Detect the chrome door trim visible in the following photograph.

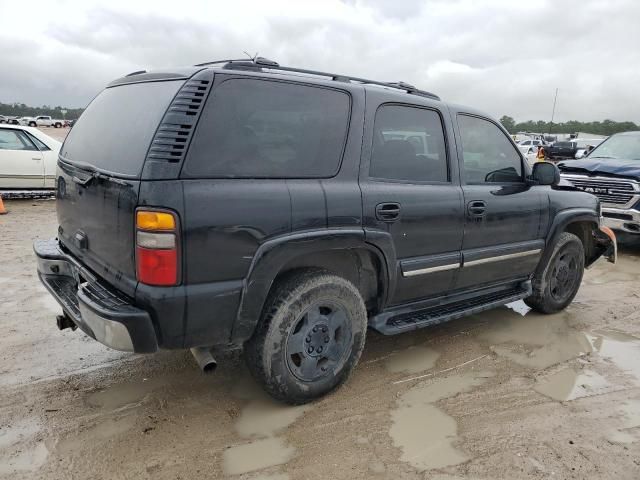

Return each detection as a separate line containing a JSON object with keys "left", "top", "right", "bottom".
{"left": 402, "top": 262, "right": 460, "bottom": 277}
{"left": 464, "top": 249, "right": 541, "bottom": 267}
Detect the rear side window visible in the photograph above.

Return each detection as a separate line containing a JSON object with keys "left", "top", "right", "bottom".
{"left": 61, "top": 80, "right": 184, "bottom": 177}
{"left": 182, "top": 79, "right": 351, "bottom": 178}
{"left": 369, "top": 105, "right": 448, "bottom": 182}
{"left": 458, "top": 114, "right": 522, "bottom": 184}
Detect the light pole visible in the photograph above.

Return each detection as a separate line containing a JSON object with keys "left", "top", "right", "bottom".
{"left": 549, "top": 88, "right": 558, "bottom": 135}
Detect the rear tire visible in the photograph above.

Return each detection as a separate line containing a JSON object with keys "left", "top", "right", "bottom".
{"left": 245, "top": 269, "right": 367, "bottom": 404}
{"left": 525, "top": 232, "right": 584, "bottom": 314}
{"left": 28, "top": 121, "right": 36, "bottom": 127}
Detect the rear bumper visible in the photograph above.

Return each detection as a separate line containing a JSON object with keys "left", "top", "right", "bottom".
{"left": 34, "top": 239, "right": 158, "bottom": 353}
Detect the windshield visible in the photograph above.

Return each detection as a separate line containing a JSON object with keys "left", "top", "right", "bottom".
{"left": 588, "top": 133, "right": 640, "bottom": 160}
{"left": 61, "top": 80, "right": 184, "bottom": 177}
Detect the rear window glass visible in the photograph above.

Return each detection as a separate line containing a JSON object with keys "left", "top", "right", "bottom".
{"left": 61, "top": 80, "right": 183, "bottom": 177}
{"left": 182, "top": 79, "right": 351, "bottom": 178}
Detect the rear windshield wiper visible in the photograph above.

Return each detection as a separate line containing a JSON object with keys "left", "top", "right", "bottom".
{"left": 72, "top": 171, "right": 130, "bottom": 187}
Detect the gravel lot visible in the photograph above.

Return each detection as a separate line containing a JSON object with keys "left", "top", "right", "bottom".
{"left": 1, "top": 200, "right": 639, "bottom": 479}
{"left": 36, "top": 126, "right": 70, "bottom": 142}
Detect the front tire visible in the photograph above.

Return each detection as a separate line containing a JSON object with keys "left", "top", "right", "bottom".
{"left": 245, "top": 269, "right": 367, "bottom": 404}
{"left": 28, "top": 121, "right": 36, "bottom": 127}
{"left": 525, "top": 232, "right": 585, "bottom": 314}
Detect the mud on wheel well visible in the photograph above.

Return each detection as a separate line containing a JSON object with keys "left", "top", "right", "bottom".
{"left": 564, "top": 221, "right": 598, "bottom": 262}
{"left": 273, "top": 249, "right": 384, "bottom": 315}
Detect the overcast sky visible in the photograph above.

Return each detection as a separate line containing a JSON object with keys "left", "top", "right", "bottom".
{"left": 1, "top": 0, "right": 638, "bottom": 122}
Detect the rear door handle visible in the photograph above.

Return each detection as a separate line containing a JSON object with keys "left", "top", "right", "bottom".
{"left": 467, "top": 200, "right": 487, "bottom": 217}
{"left": 376, "top": 202, "right": 401, "bottom": 222}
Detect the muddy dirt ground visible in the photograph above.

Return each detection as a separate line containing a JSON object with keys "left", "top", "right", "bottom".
{"left": 1, "top": 200, "right": 639, "bottom": 479}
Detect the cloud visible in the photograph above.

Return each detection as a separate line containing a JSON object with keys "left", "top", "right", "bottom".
{"left": 0, "top": 0, "right": 638, "bottom": 122}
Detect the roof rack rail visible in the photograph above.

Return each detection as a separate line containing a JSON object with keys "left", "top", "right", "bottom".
{"left": 193, "top": 57, "right": 440, "bottom": 100}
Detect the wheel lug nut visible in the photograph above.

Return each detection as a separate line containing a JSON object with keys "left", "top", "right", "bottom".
{"left": 317, "top": 346, "right": 323, "bottom": 353}
{"left": 313, "top": 326, "right": 318, "bottom": 333}
{"left": 322, "top": 326, "right": 328, "bottom": 333}
{"left": 324, "top": 336, "right": 330, "bottom": 343}
{"left": 308, "top": 347, "right": 314, "bottom": 354}
{"left": 305, "top": 337, "right": 311, "bottom": 343}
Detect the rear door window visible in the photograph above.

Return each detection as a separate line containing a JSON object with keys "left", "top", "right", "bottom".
{"left": 369, "top": 105, "right": 448, "bottom": 182}
{"left": 0, "top": 129, "right": 36, "bottom": 151}
{"left": 182, "top": 79, "right": 351, "bottom": 178}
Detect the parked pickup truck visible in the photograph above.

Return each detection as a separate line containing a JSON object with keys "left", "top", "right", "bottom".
{"left": 546, "top": 141, "right": 578, "bottom": 160}
{"left": 34, "top": 58, "right": 616, "bottom": 404}
{"left": 20, "top": 116, "right": 65, "bottom": 128}
{"left": 559, "top": 131, "right": 640, "bottom": 236}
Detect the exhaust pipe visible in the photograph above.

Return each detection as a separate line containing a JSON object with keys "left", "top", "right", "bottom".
{"left": 190, "top": 347, "right": 217, "bottom": 374}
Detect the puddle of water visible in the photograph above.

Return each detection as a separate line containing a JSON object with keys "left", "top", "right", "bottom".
{"left": 389, "top": 371, "right": 490, "bottom": 471}
{"left": 0, "top": 442, "right": 48, "bottom": 474}
{"left": 0, "top": 418, "right": 40, "bottom": 449}
{"left": 505, "top": 299, "right": 531, "bottom": 316}
{"left": 385, "top": 346, "right": 440, "bottom": 374}
{"left": 87, "top": 378, "right": 165, "bottom": 410}
{"left": 227, "top": 373, "right": 308, "bottom": 474}
{"left": 55, "top": 417, "right": 133, "bottom": 454}
{"left": 223, "top": 437, "right": 295, "bottom": 475}
{"left": 250, "top": 474, "right": 289, "bottom": 480}
{"left": 534, "top": 368, "right": 613, "bottom": 401}
{"left": 0, "top": 418, "right": 48, "bottom": 474}
{"left": 235, "top": 395, "right": 308, "bottom": 439}
{"left": 589, "top": 330, "right": 640, "bottom": 384}
{"left": 478, "top": 311, "right": 593, "bottom": 369}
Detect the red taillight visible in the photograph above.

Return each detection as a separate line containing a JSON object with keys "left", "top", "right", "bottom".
{"left": 135, "top": 210, "right": 179, "bottom": 286}
{"left": 136, "top": 247, "right": 177, "bottom": 286}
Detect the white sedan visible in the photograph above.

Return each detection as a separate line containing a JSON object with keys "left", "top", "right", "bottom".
{"left": 0, "top": 124, "right": 61, "bottom": 189}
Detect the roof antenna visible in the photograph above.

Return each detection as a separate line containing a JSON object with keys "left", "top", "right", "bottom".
{"left": 243, "top": 51, "right": 259, "bottom": 62}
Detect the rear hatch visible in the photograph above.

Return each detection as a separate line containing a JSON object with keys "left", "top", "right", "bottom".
{"left": 56, "top": 78, "right": 186, "bottom": 296}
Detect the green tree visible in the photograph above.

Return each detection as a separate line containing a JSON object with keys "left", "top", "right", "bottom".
{"left": 499, "top": 115, "right": 516, "bottom": 133}
{"left": 503, "top": 116, "right": 639, "bottom": 137}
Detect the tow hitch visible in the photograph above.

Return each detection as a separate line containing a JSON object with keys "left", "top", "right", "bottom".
{"left": 56, "top": 314, "right": 77, "bottom": 331}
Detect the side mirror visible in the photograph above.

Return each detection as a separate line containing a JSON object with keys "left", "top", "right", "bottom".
{"left": 531, "top": 161, "right": 560, "bottom": 186}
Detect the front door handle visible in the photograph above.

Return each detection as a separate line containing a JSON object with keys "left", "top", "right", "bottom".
{"left": 467, "top": 200, "right": 487, "bottom": 217}
{"left": 376, "top": 202, "right": 401, "bottom": 222}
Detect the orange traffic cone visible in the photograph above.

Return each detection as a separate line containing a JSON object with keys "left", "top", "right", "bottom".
{"left": 0, "top": 195, "right": 7, "bottom": 215}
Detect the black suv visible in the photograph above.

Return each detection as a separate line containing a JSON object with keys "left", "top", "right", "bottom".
{"left": 35, "top": 58, "right": 616, "bottom": 404}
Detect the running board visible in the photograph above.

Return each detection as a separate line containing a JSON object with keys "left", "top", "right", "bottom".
{"left": 370, "top": 280, "right": 532, "bottom": 335}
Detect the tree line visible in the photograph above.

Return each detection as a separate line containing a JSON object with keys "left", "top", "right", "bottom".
{"left": 499, "top": 115, "right": 638, "bottom": 137}
{"left": 0, "top": 102, "right": 84, "bottom": 120}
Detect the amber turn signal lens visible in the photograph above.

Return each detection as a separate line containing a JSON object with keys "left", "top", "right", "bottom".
{"left": 136, "top": 211, "right": 176, "bottom": 231}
